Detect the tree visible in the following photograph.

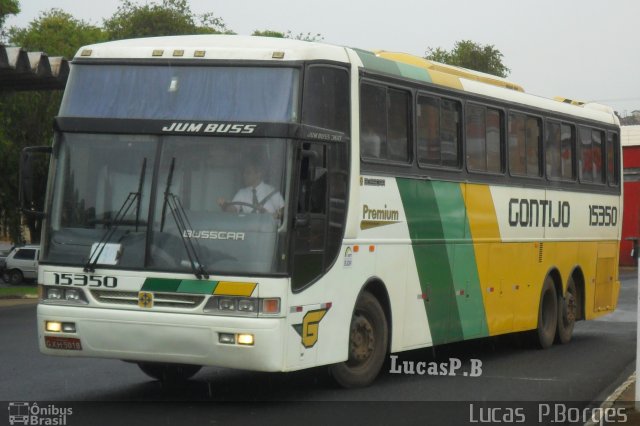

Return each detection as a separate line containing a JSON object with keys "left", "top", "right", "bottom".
{"left": 252, "top": 29, "right": 323, "bottom": 42}
{"left": 252, "top": 30, "right": 286, "bottom": 38}
{"left": 8, "top": 9, "right": 106, "bottom": 58}
{"left": 104, "top": 0, "right": 232, "bottom": 40}
{"left": 0, "top": 10, "right": 105, "bottom": 243}
{"left": 425, "top": 40, "right": 510, "bottom": 78}
{"left": 0, "top": 0, "right": 19, "bottom": 41}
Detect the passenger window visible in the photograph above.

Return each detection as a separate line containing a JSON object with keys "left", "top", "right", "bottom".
{"left": 466, "top": 104, "right": 502, "bottom": 173}
{"left": 509, "top": 113, "right": 540, "bottom": 177}
{"left": 387, "top": 89, "right": 411, "bottom": 162}
{"left": 560, "top": 123, "right": 575, "bottom": 180}
{"left": 360, "top": 82, "right": 411, "bottom": 163}
{"left": 417, "top": 95, "right": 461, "bottom": 168}
{"left": 545, "top": 121, "right": 561, "bottom": 179}
{"left": 579, "top": 126, "right": 605, "bottom": 183}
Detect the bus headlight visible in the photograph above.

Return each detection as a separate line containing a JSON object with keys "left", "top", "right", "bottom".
{"left": 204, "top": 296, "right": 280, "bottom": 317}
{"left": 42, "top": 286, "right": 88, "bottom": 305}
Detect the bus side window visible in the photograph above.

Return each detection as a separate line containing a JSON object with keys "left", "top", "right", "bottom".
{"left": 509, "top": 113, "right": 540, "bottom": 177}
{"left": 560, "top": 123, "right": 575, "bottom": 181}
{"left": 360, "top": 83, "right": 386, "bottom": 160}
{"left": 545, "top": 121, "right": 562, "bottom": 179}
{"left": 417, "top": 95, "right": 461, "bottom": 168}
{"left": 417, "top": 95, "right": 441, "bottom": 165}
{"left": 579, "top": 126, "right": 605, "bottom": 183}
{"left": 509, "top": 113, "right": 526, "bottom": 175}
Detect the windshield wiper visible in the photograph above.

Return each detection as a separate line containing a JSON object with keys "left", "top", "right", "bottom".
{"left": 84, "top": 158, "right": 147, "bottom": 272}
{"left": 161, "top": 157, "right": 209, "bottom": 280}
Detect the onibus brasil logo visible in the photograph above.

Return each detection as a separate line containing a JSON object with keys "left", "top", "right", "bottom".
{"left": 8, "top": 402, "right": 73, "bottom": 425}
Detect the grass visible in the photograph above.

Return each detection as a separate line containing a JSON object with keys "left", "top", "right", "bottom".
{"left": 0, "top": 286, "right": 38, "bottom": 298}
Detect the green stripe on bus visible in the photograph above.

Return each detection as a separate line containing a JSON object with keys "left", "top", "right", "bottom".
{"left": 177, "top": 279, "right": 217, "bottom": 295}
{"left": 395, "top": 62, "right": 432, "bottom": 83}
{"left": 397, "top": 179, "right": 464, "bottom": 345}
{"left": 431, "top": 182, "right": 489, "bottom": 340}
{"left": 142, "top": 278, "right": 218, "bottom": 294}
{"left": 142, "top": 278, "right": 182, "bottom": 292}
{"left": 353, "top": 48, "right": 403, "bottom": 77}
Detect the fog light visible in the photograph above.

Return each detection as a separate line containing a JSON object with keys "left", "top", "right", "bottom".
{"left": 218, "top": 333, "right": 235, "bottom": 344}
{"left": 237, "top": 334, "right": 254, "bottom": 346}
{"left": 62, "top": 322, "right": 76, "bottom": 333}
{"left": 47, "top": 288, "right": 62, "bottom": 300}
{"left": 46, "top": 321, "right": 62, "bottom": 332}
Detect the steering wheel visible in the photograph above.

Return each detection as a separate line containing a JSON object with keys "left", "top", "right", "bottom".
{"left": 225, "top": 190, "right": 279, "bottom": 214}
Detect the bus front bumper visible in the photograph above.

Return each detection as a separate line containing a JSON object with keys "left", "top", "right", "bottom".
{"left": 37, "top": 303, "right": 286, "bottom": 372}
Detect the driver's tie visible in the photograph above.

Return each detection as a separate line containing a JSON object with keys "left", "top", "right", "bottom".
{"left": 252, "top": 187, "right": 259, "bottom": 213}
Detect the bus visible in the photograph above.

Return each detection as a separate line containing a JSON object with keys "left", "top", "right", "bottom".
{"left": 30, "top": 35, "right": 621, "bottom": 388}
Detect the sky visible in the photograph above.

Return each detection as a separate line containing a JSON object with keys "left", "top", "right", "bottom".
{"left": 5, "top": 0, "right": 640, "bottom": 116}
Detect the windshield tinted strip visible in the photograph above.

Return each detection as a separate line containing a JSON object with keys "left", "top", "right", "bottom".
{"left": 55, "top": 118, "right": 349, "bottom": 142}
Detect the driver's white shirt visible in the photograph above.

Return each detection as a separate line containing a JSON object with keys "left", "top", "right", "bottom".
{"left": 231, "top": 181, "right": 285, "bottom": 213}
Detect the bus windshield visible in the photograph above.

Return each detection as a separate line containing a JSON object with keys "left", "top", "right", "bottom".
{"left": 44, "top": 133, "right": 291, "bottom": 276}
{"left": 59, "top": 65, "right": 299, "bottom": 122}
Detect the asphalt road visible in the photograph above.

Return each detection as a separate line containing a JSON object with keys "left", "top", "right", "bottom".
{"left": 0, "top": 270, "right": 637, "bottom": 425}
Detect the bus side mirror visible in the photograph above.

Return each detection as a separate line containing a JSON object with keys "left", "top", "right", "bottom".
{"left": 20, "top": 146, "right": 52, "bottom": 218}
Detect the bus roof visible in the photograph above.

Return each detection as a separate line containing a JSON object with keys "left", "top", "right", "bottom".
{"left": 74, "top": 34, "right": 351, "bottom": 63}
{"left": 75, "top": 35, "right": 618, "bottom": 127}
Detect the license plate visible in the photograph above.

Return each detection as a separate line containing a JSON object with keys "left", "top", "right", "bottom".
{"left": 45, "top": 336, "right": 83, "bottom": 351}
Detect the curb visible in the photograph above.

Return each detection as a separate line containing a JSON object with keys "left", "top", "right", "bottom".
{"left": 585, "top": 373, "right": 638, "bottom": 426}
{"left": 0, "top": 297, "right": 38, "bottom": 308}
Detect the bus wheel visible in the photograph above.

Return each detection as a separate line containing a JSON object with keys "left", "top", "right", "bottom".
{"left": 329, "top": 291, "right": 388, "bottom": 388}
{"left": 137, "top": 362, "right": 201, "bottom": 383}
{"left": 531, "top": 276, "right": 558, "bottom": 349}
{"left": 556, "top": 277, "right": 577, "bottom": 344}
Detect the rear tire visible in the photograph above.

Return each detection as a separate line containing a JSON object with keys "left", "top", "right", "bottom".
{"left": 137, "top": 362, "right": 201, "bottom": 383}
{"left": 531, "top": 276, "right": 558, "bottom": 349}
{"left": 556, "top": 276, "right": 577, "bottom": 344}
{"left": 329, "top": 291, "right": 388, "bottom": 388}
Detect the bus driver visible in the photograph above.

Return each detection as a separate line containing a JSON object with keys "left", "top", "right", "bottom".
{"left": 217, "top": 158, "right": 285, "bottom": 216}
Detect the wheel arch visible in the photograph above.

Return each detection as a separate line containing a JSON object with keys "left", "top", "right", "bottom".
{"left": 568, "top": 266, "right": 586, "bottom": 321}
{"left": 358, "top": 277, "right": 392, "bottom": 352}
{"left": 545, "top": 267, "right": 563, "bottom": 300}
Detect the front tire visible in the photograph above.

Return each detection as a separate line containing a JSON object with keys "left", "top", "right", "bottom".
{"left": 531, "top": 276, "right": 558, "bottom": 349}
{"left": 9, "top": 269, "right": 23, "bottom": 286}
{"left": 137, "top": 362, "right": 201, "bottom": 383}
{"left": 556, "top": 276, "right": 578, "bottom": 344}
{"left": 329, "top": 291, "right": 388, "bottom": 388}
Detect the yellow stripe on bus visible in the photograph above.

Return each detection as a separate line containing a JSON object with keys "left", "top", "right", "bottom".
{"left": 214, "top": 281, "right": 257, "bottom": 297}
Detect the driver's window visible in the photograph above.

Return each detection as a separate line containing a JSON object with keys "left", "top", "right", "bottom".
{"left": 292, "top": 143, "right": 328, "bottom": 289}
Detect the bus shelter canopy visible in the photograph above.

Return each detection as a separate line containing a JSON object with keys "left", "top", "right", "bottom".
{"left": 0, "top": 44, "right": 69, "bottom": 92}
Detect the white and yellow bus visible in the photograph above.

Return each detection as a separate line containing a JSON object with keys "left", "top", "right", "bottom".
{"left": 33, "top": 35, "right": 621, "bottom": 387}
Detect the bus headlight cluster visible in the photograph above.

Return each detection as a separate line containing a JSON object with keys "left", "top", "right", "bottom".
{"left": 41, "top": 286, "right": 88, "bottom": 305}
{"left": 204, "top": 296, "right": 280, "bottom": 317}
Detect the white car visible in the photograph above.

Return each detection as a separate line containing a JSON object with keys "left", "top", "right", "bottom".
{"left": 3, "top": 245, "right": 40, "bottom": 285}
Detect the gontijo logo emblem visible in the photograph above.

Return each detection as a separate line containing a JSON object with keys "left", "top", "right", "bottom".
{"left": 292, "top": 303, "right": 332, "bottom": 348}
{"left": 138, "top": 292, "right": 153, "bottom": 308}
